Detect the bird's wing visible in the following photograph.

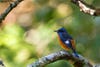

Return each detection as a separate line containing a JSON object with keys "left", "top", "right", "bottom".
{"left": 70, "top": 40, "right": 76, "bottom": 49}
{"left": 64, "top": 40, "right": 73, "bottom": 48}
{"left": 64, "top": 39, "right": 76, "bottom": 50}
{"left": 62, "top": 33, "right": 73, "bottom": 40}
{"left": 59, "top": 32, "right": 75, "bottom": 49}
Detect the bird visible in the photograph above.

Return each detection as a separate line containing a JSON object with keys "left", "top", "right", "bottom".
{"left": 55, "top": 27, "right": 79, "bottom": 57}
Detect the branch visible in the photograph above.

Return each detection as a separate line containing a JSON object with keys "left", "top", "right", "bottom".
{"left": 0, "top": 0, "right": 23, "bottom": 23}
{"left": 71, "top": 0, "right": 100, "bottom": 16}
{"left": 27, "top": 50, "right": 98, "bottom": 67}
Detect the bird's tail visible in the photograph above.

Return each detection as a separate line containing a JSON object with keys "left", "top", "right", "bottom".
{"left": 72, "top": 49, "right": 79, "bottom": 58}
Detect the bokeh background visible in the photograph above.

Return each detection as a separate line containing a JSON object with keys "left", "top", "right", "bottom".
{"left": 0, "top": 0, "right": 100, "bottom": 67}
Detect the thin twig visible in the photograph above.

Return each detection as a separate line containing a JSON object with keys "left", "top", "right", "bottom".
{"left": 0, "top": 0, "right": 23, "bottom": 23}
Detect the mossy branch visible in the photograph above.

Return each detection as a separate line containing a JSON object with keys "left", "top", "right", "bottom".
{"left": 71, "top": 0, "right": 100, "bottom": 16}
{"left": 27, "top": 50, "right": 99, "bottom": 67}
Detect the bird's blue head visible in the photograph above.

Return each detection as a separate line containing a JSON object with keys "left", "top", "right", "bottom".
{"left": 54, "top": 27, "right": 67, "bottom": 33}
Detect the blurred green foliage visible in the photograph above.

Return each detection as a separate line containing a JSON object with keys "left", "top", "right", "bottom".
{"left": 0, "top": 0, "right": 100, "bottom": 67}
{"left": 34, "top": 6, "right": 54, "bottom": 22}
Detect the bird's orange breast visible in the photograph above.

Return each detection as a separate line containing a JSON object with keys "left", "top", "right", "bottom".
{"left": 57, "top": 35, "right": 70, "bottom": 50}
{"left": 57, "top": 35, "right": 76, "bottom": 50}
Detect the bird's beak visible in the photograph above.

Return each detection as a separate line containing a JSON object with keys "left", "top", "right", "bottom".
{"left": 54, "top": 30, "right": 57, "bottom": 32}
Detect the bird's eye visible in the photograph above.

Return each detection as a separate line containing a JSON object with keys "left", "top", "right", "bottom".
{"left": 61, "top": 30, "right": 64, "bottom": 32}
{"left": 60, "top": 31, "right": 63, "bottom": 32}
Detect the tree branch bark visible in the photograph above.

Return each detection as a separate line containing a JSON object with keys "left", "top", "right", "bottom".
{"left": 27, "top": 50, "right": 100, "bottom": 67}
{"left": 0, "top": 0, "right": 23, "bottom": 23}
{"left": 71, "top": 0, "right": 100, "bottom": 16}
